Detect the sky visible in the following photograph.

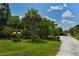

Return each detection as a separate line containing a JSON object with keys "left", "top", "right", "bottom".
{"left": 9, "top": 3, "right": 79, "bottom": 30}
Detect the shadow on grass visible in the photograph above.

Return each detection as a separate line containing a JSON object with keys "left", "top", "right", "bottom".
{"left": 26, "top": 40, "right": 47, "bottom": 43}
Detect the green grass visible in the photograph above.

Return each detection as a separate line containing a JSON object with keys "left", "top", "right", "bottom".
{"left": 0, "top": 39, "right": 61, "bottom": 56}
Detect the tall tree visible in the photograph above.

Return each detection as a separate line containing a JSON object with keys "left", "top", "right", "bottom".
{"left": 8, "top": 16, "right": 22, "bottom": 29}
{"left": 69, "top": 24, "right": 79, "bottom": 36}
{"left": 0, "top": 3, "right": 11, "bottom": 37}
{"left": 38, "top": 18, "right": 49, "bottom": 38}
{"left": 0, "top": 3, "right": 11, "bottom": 31}
{"left": 52, "top": 27, "right": 63, "bottom": 36}
{"left": 24, "top": 8, "right": 41, "bottom": 41}
{"left": 38, "top": 17, "right": 56, "bottom": 39}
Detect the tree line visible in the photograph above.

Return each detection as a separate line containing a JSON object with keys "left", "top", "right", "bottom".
{"left": 65, "top": 24, "right": 79, "bottom": 39}
{"left": 0, "top": 3, "right": 64, "bottom": 41}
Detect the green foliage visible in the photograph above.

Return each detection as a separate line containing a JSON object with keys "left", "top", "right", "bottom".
{"left": 37, "top": 18, "right": 56, "bottom": 39}
{"left": 0, "top": 4, "right": 62, "bottom": 56}
{"left": 68, "top": 24, "right": 79, "bottom": 36}
{"left": 22, "top": 8, "right": 64, "bottom": 40}
{"left": 0, "top": 4, "right": 64, "bottom": 41}
{"left": 52, "top": 27, "right": 63, "bottom": 36}
{"left": 1, "top": 26, "right": 12, "bottom": 34}
{"left": 24, "top": 8, "right": 41, "bottom": 41}
{"left": 12, "top": 38, "right": 21, "bottom": 42}
{"left": 74, "top": 33, "right": 79, "bottom": 40}
{"left": 63, "top": 30, "right": 69, "bottom": 36}
{"left": 22, "top": 28, "right": 30, "bottom": 39}
{"left": 67, "top": 24, "right": 79, "bottom": 40}
{"left": 37, "top": 18, "right": 50, "bottom": 38}
{"left": 0, "top": 3, "right": 11, "bottom": 31}
{"left": 1, "top": 26, "right": 12, "bottom": 38}
{"left": 8, "top": 16, "right": 22, "bottom": 29}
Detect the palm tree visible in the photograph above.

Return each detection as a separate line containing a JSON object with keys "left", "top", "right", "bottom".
{"left": 25, "top": 8, "right": 41, "bottom": 41}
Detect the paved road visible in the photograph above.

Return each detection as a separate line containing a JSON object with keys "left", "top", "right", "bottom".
{"left": 56, "top": 36, "right": 79, "bottom": 56}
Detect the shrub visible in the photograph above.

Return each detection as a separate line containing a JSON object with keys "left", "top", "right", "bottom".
{"left": 48, "top": 36, "right": 60, "bottom": 41}
{"left": 22, "top": 28, "right": 31, "bottom": 39}
{"left": 74, "top": 33, "right": 79, "bottom": 40}
{"left": 12, "top": 38, "right": 21, "bottom": 42}
{"left": 1, "top": 26, "right": 12, "bottom": 38}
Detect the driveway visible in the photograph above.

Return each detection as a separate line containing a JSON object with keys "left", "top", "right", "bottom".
{"left": 56, "top": 36, "right": 79, "bottom": 56}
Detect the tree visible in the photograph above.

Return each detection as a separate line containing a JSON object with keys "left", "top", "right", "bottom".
{"left": 52, "top": 27, "right": 63, "bottom": 36}
{"left": 37, "top": 18, "right": 49, "bottom": 39}
{"left": 8, "top": 16, "right": 22, "bottom": 29}
{"left": 0, "top": 3, "right": 10, "bottom": 29}
{"left": 22, "top": 17, "right": 30, "bottom": 39}
{"left": 69, "top": 24, "right": 79, "bottom": 36}
{"left": 24, "top": 8, "right": 41, "bottom": 41}
{"left": 1, "top": 26, "right": 12, "bottom": 38}
{"left": 37, "top": 17, "right": 57, "bottom": 39}
{"left": 0, "top": 3, "right": 11, "bottom": 37}
{"left": 63, "top": 30, "right": 69, "bottom": 36}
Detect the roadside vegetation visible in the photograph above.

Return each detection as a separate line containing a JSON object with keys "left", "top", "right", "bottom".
{"left": 0, "top": 3, "right": 63, "bottom": 56}
{"left": 65, "top": 24, "right": 79, "bottom": 40}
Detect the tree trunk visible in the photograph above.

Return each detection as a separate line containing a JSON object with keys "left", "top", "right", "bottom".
{"left": 29, "top": 19, "right": 35, "bottom": 41}
{"left": 31, "top": 29, "right": 35, "bottom": 41}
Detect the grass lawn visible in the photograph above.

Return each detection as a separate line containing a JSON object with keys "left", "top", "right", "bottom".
{"left": 0, "top": 39, "right": 61, "bottom": 56}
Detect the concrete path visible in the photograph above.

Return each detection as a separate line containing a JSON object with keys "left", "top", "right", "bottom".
{"left": 57, "top": 36, "right": 79, "bottom": 56}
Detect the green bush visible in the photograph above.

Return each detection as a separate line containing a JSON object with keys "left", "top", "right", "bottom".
{"left": 74, "top": 33, "right": 79, "bottom": 40}
{"left": 22, "top": 28, "right": 31, "bottom": 39}
{"left": 1, "top": 26, "right": 12, "bottom": 38}
{"left": 47, "top": 36, "right": 60, "bottom": 41}
{"left": 12, "top": 38, "right": 21, "bottom": 42}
